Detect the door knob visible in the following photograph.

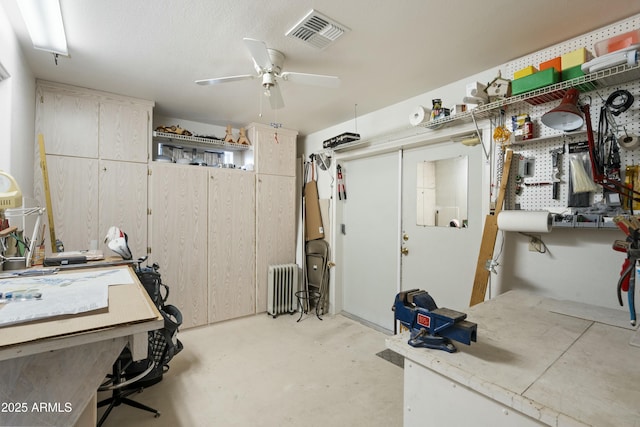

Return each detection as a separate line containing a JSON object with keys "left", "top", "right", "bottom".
{"left": 401, "top": 247, "right": 409, "bottom": 256}
{"left": 403, "top": 233, "right": 409, "bottom": 241}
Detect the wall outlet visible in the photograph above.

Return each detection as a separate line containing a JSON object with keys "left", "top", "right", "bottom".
{"left": 528, "top": 235, "right": 542, "bottom": 252}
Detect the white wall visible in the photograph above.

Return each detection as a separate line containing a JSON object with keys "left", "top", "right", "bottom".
{"left": 0, "top": 4, "right": 36, "bottom": 198}
{"left": 300, "top": 14, "right": 640, "bottom": 313}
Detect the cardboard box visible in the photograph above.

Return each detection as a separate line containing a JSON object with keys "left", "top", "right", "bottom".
{"left": 514, "top": 66, "right": 538, "bottom": 79}
{"left": 305, "top": 180, "right": 325, "bottom": 241}
{"left": 539, "top": 57, "right": 561, "bottom": 72}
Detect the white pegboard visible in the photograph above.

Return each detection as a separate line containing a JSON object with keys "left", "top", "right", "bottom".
{"left": 495, "top": 14, "right": 640, "bottom": 211}
{"left": 504, "top": 15, "right": 640, "bottom": 78}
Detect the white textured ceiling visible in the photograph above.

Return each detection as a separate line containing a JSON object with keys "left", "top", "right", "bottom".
{"left": 3, "top": 0, "right": 640, "bottom": 137}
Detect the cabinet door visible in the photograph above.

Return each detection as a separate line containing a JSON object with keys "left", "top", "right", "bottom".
{"left": 40, "top": 155, "right": 99, "bottom": 253}
{"left": 255, "top": 174, "right": 296, "bottom": 313}
{"left": 36, "top": 88, "right": 100, "bottom": 158}
{"left": 99, "top": 102, "right": 150, "bottom": 163}
{"left": 149, "top": 164, "right": 209, "bottom": 328}
{"left": 98, "top": 160, "right": 148, "bottom": 258}
{"left": 208, "top": 169, "right": 256, "bottom": 322}
{"left": 249, "top": 124, "right": 298, "bottom": 176}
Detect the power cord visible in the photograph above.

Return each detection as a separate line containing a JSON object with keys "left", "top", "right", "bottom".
{"left": 519, "top": 232, "right": 549, "bottom": 254}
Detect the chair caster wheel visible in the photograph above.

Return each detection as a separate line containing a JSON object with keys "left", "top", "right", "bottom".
{"left": 154, "top": 412, "right": 161, "bottom": 418}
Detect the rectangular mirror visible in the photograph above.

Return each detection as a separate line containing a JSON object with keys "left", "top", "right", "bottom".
{"left": 416, "top": 155, "right": 468, "bottom": 227}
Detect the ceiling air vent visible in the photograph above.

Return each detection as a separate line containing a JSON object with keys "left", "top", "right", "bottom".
{"left": 286, "top": 10, "right": 350, "bottom": 50}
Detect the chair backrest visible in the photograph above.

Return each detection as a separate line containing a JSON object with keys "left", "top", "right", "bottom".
{"left": 306, "top": 239, "right": 329, "bottom": 287}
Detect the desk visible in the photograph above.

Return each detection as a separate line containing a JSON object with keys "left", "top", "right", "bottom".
{"left": 387, "top": 290, "right": 640, "bottom": 427}
{"left": 0, "top": 265, "right": 163, "bottom": 426}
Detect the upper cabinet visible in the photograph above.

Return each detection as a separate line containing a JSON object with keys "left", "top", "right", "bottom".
{"left": 36, "top": 80, "right": 154, "bottom": 162}
{"left": 36, "top": 85, "right": 100, "bottom": 158}
{"left": 100, "top": 101, "right": 151, "bottom": 163}
{"left": 248, "top": 123, "right": 298, "bottom": 176}
{"left": 34, "top": 81, "right": 154, "bottom": 255}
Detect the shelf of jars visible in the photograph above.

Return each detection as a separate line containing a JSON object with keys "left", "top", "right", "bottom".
{"left": 153, "top": 131, "right": 251, "bottom": 152}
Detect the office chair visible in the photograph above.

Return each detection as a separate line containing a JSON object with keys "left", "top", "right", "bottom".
{"left": 97, "top": 346, "right": 161, "bottom": 427}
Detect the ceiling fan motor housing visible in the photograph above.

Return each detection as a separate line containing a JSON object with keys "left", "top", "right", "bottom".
{"left": 254, "top": 48, "right": 285, "bottom": 75}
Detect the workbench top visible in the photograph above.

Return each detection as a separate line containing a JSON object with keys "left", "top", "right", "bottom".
{"left": 386, "top": 290, "right": 640, "bottom": 427}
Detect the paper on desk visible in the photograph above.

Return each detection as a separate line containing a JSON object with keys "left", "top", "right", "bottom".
{"left": 0, "top": 268, "right": 134, "bottom": 327}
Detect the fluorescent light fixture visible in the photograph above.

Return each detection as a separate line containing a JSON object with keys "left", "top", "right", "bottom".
{"left": 17, "top": 0, "right": 68, "bottom": 56}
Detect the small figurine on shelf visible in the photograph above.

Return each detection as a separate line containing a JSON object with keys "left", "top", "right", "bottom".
{"left": 224, "top": 125, "right": 235, "bottom": 143}
{"left": 237, "top": 128, "right": 250, "bottom": 145}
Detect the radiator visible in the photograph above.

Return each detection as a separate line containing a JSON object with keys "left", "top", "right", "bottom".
{"left": 267, "top": 264, "right": 299, "bottom": 317}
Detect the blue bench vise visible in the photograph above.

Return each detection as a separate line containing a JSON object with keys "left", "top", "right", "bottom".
{"left": 393, "top": 289, "right": 477, "bottom": 353}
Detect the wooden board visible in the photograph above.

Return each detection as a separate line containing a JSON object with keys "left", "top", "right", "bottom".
{"left": 469, "top": 149, "right": 513, "bottom": 306}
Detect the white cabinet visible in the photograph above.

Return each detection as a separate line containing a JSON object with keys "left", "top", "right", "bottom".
{"left": 36, "top": 86, "right": 99, "bottom": 158}
{"left": 149, "top": 165, "right": 256, "bottom": 328}
{"left": 42, "top": 156, "right": 148, "bottom": 257}
{"left": 32, "top": 81, "right": 298, "bottom": 326}
{"left": 255, "top": 174, "right": 296, "bottom": 312}
{"left": 98, "top": 160, "right": 149, "bottom": 257}
{"left": 208, "top": 168, "right": 255, "bottom": 322}
{"left": 34, "top": 81, "right": 153, "bottom": 256}
{"left": 249, "top": 123, "right": 297, "bottom": 176}
{"left": 248, "top": 123, "right": 298, "bottom": 313}
{"left": 149, "top": 164, "right": 209, "bottom": 329}
{"left": 100, "top": 101, "right": 150, "bottom": 163}
{"left": 44, "top": 155, "right": 99, "bottom": 251}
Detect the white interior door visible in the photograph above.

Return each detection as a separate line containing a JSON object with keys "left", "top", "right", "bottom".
{"left": 341, "top": 151, "right": 400, "bottom": 332}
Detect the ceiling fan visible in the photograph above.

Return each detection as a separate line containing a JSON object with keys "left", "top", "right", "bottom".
{"left": 195, "top": 38, "right": 340, "bottom": 109}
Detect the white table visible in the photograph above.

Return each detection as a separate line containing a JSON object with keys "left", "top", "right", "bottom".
{"left": 0, "top": 265, "right": 163, "bottom": 426}
{"left": 386, "top": 290, "right": 640, "bottom": 427}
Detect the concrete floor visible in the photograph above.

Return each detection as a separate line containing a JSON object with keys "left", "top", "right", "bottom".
{"left": 98, "top": 313, "right": 403, "bottom": 427}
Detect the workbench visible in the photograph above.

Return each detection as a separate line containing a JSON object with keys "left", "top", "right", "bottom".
{"left": 386, "top": 290, "right": 640, "bottom": 427}
{"left": 0, "top": 265, "right": 163, "bottom": 426}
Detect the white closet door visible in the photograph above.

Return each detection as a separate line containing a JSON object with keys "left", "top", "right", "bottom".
{"left": 341, "top": 151, "right": 400, "bottom": 332}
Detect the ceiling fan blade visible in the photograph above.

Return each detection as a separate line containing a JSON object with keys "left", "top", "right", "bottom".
{"left": 268, "top": 83, "right": 285, "bottom": 109}
{"left": 243, "top": 38, "right": 272, "bottom": 70}
{"left": 195, "top": 74, "right": 256, "bottom": 85}
{"left": 280, "top": 72, "right": 340, "bottom": 88}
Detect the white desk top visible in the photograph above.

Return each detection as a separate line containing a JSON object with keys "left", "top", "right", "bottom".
{"left": 0, "top": 265, "right": 163, "bottom": 361}
{"left": 0, "top": 264, "right": 164, "bottom": 426}
{"left": 387, "top": 290, "right": 640, "bottom": 427}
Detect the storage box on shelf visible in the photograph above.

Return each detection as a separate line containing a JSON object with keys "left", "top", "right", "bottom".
{"left": 552, "top": 214, "right": 619, "bottom": 229}
{"left": 511, "top": 68, "right": 560, "bottom": 96}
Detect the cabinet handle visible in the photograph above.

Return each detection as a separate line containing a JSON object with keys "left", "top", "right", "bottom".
{"left": 102, "top": 167, "right": 107, "bottom": 172}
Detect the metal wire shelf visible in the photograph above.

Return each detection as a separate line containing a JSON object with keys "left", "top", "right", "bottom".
{"left": 153, "top": 131, "right": 250, "bottom": 152}
{"left": 420, "top": 62, "right": 640, "bottom": 130}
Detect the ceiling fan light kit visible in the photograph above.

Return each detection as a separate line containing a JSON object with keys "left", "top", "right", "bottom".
{"left": 196, "top": 38, "right": 340, "bottom": 110}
